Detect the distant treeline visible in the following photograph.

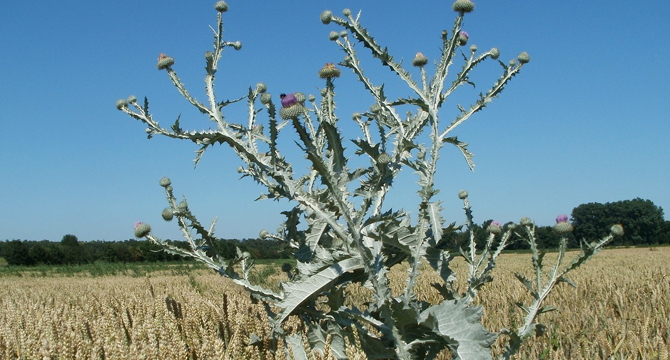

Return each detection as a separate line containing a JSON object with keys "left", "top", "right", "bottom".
{"left": 0, "top": 236, "right": 292, "bottom": 266}
{"left": 450, "top": 198, "right": 669, "bottom": 249}
{"left": 2, "top": 198, "right": 668, "bottom": 267}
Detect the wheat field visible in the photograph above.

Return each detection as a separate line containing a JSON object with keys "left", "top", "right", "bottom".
{"left": 1, "top": 247, "right": 668, "bottom": 359}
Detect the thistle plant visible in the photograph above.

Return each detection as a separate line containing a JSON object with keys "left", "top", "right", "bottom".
{"left": 117, "top": 2, "right": 621, "bottom": 359}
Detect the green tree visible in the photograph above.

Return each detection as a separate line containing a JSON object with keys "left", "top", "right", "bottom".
{"left": 2, "top": 240, "right": 34, "bottom": 266}
{"left": 60, "top": 234, "right": 88, "bottom": 264}
{"left": 661, "top": 221, "right": 670, "bottom": 244}
{"left": 571, "top": 202, "right": 606, "bottom": 241}
{"left": 572, "top": 198, "right": 664, "bottom": 246}
{"left": 29, "top": 243, "right": 50, "bottom": 265}
{"left": 61, "top": 234, "right": 79, "bottom": 247}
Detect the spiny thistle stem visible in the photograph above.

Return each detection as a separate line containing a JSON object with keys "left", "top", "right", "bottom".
{"left": 332, "top": 15, "right": 428, "bottom": 105}
{"left": 166, "top": 68, "right": 212, "bottom": 118}
{"left": 336, "top": 36, "right": 406, "bottom": 137}
{"left": 440, "top": 63, "right": 523, "bottom": 139}
{"left": 430, "top": 16, "right": 464, "bottom": 104}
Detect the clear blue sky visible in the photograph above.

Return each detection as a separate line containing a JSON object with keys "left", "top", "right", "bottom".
{"left": 1, "top": 1, "right": 668, "bottom": 242}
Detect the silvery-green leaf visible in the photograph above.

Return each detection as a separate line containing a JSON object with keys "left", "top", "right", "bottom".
{"left": 351, "top": 138, "right": 380, "bottom": 158}
{"left": 322, "top": 121, "right": 346, "bottom": 175}
{"left": 419, "top": 299, "right": 497, "bottom": 360}
{"left": 425, "top": 247, "right": 455, "bottom": 287}
{"left": 305, "top": 322, "right": 348, "bottom": 360}
{"left": 443, "top": 136, "right": 475, "bottom": 171}
{"left": 427, "top": 201, "right": 444, "bottom": 243}
{"left": 284, "top": 333, "right": 309, "bottom": 360}
{"left": 537, "top": 306, "right": 556, "bottom": 315}
{"left": 304, "top": 216, "right": 329, "bottom": 256}
{"left": 171, "top": 114, "right": 183, "bottom": 133}
{"left": 275, "top": 257, "right": 365, "bottom": 325}
{"left": 514, "top": 273, "right": 538, "bottom": 300}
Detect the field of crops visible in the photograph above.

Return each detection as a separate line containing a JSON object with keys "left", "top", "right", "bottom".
{"left": 1, "top": 247, "right": 668, "bottom": 359}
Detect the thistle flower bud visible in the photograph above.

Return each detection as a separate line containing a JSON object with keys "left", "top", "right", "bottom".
{"left": 255, "top": 82, "right": 267, "bottom": 93}
{"left": 127, "top": 95, "right": 137, "bottom": 103}
{"left": 205, "top": 51, "right": 214, "bottom": 61}
{"left": 610, "top": 224, "right": 624, "bottom": 237}
{"left": 470, "top": 45, "right": 477, "bottom": 53}
{"left": 134, "top": 222, "right": 151, "bottom": 238}
{"left": 260, "top": 93, "right": 272, "bottom": 105}
{"left": 520, "top": 217, "right": 532, "bottom": 226}
{"left": 458, "top": 190, "right": 468, "bottom": 199}
{"left": 554, "top": 215, "right": 573, "bottom": 234}
{"left": 487, "top": 221, "right": 502, "bottom": 234}
{"left": 517, "top": 51, "right": 530, "bottom": 64}
{"left": 339, "top": 31, "right": 348, "bottom": 38}
{"left": 452, "top": 0, "right": 475, "bottom": 13}
{"left": 157, "top": 53, "right": 175, "bottom": 70}
{"left": 457, "top": 31, "right": 469, "bottom": 46}
{"left": 116, "top": 99, "right": 128, "bottom": 110}
{"left": 214, "top": 1, "right": 228, "bottom": 12}
{"left": 279, "top": 105, "right": 303, "bottom": 120}
{"left": 237, "top": 166, "right": 245, "bottom": 173}
{"left": 554, "top": 222, "right": 574, "bottom": 234}
{"left": 412, "top": 52, "right": 428, "bottom": 67}
{"left": 178, "top": 200, "right": 188, "bottom": 211}
{"left": 294, "top": 92, "right": 306, "bottom": 104}
{"left": 159, "top": 177, "right": 172, "bottom": 187}
{"left": 162, "top": 208, "right": 174, "bottom": 222}
{"left": 232, "top": 41, "right": 242, "bottom": 50}
{"left": 308, "top": 94, "right": 316, "bottom": 102}
{"left": 319, "top": 63, "right": 341, "bottom": 78}
{"left": 490, "top": 48, "right": 500, "bottom": 59}
{"left": 377, "top": 152, "right": 391, "bottom": 165}
{"left": 370, "top": 104, "right": 381, "bottom": 113}
{"left": 320, "top": 10, "right": 333, "bottom": 24}
{"left": 343, "top": 8, "right": 351, "bottom": 17}
{"left": 329, "top": 31, "right": 339, "bottom": 41}
{"left": 259, "top": 229, "right": 269, "bottom": 239}
{"left": 509, "top": 59, "right": 517, "bottom": 67}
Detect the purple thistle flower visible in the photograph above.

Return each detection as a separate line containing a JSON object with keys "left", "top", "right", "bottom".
{"left": 134, "top": 222, "right": 145, "bottom": 229}
{"left": 491, "top": 220, "right": 500, "bottom": 227}
{"left": 280, "top": 93, "right": 297, "bottom": 108}
{"left": 459, "top": 31, "right": 469, "bottom": 40}
{"left": 556, "top": 214, "right": 569, "bottom": 223}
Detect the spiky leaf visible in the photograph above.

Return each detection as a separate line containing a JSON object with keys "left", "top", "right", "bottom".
{"left": 322, "top": 122, "right": 346, "bottom": 175}
{"left": 427, "top": 201, "right": 445, "bottom": 243}
{"left": 275, "top": 257, "right": 365, "bottom": 326}
{"left": 443, "top": 136, "right": 475, "bottom": 171}
{"left": 419, "top": 299, "right": 497, "bottom": 360}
